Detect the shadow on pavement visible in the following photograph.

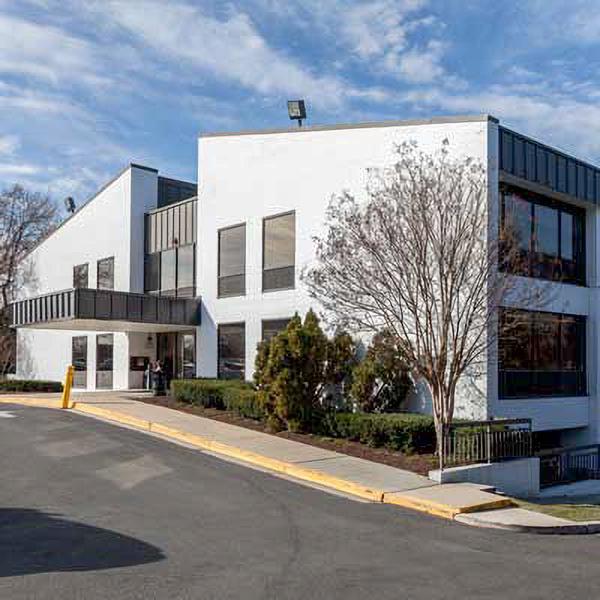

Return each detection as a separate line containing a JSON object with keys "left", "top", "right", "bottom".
{"left": 0, "top": 508, "right": 164, "bottom": 577}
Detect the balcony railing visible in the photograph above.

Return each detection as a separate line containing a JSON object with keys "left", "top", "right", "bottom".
{"left": 538, "top": 445, "right": 600, "bottom": 487}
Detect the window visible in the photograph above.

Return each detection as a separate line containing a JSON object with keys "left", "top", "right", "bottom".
{"left": 177, "top": 244, "right": 195, "bottom": 297}
{"left": 144, "top": 253, "right": 160, "bottom": 294}
{"left": 72, "top": 336, "right": 87, "bottom": 388}
{"left": 501, "top": 188, "right": 585, "bottom": 285}
{"left": 96, "top": 333, "right": 114, "bottom": 389}
{"left": 160, "top": 248, "right": 176, "bottom": 296}
{"left": 73, "top": 264, "right": 88, "bottom": 288}
{"left": 263, "top": 212, "right": 295, "bottom": 291}
{"left": 262, "top": 318, "right": 291, "bottom": 342}
{"left": 498, "top": 308, "right": 586, "bottom": 398}
{"left": 218, "top": 323, "right": 245, "bottom": 379}
{"left": 97, "top": 257, "right": 114, "bottom": 290}
{"left": 218, "top": 224, "right": 246, "bottom": 297}
{"left": 179, "top": 333, "right": 196, "bottom": 379}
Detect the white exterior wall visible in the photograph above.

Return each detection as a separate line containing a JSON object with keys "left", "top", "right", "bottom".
{"left": 197, "top": 119, "right": 490, "bottom": 417}
{"left": 16, "top": 165, "right": 158, "bottom": 389}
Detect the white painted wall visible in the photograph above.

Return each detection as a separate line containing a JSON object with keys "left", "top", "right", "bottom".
{"left": 16, "top": 165, "right": 158, "bottom": 389}
{"left": 197, "top": 119, "right": 491, "bottom": 408}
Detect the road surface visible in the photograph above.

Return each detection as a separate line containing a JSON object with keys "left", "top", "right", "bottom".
{"left": 0, "top": 403, "right": 598, "bottom": 599}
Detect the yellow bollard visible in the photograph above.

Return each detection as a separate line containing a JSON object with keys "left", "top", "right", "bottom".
{"left": 61, "top": 365, "right": 74, "bottom": 409}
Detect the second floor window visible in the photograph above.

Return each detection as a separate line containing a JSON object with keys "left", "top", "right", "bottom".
{"left": 501, "top": 188, "right": 585, "bottom": 285}
{"left": 73, "top": 263, "right": 88, "bottom": 288}
{"left": 97, "top": 257, "right": 114, "bottom": 290}
{"left": 263, "top": 212, "right": 295, "bottom": 292}
{"left": 218, "top": 224, "right": 246, "bottom": 298}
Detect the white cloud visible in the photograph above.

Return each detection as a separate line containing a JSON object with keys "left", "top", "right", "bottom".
{"left": 0, "top": 163, "right": 39, "bottom": 176}
{"left": 394, "top": 39, "right": 445, "bottom": 83}
{"left": 0, "top": 134, "right": 19, "bottom": 156}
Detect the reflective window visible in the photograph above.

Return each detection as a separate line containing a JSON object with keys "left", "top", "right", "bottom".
{"left": 97, "top": 257, "right": 114, "bottom": 290}
{"left": 262, "top": 318, "right": 291, "bottom": 342}
{"left": 177, "top": 244, "right": 195, "bottom": 292}
{"left": 218, "top": 323, "right": 245, "bottom": 379}
{"left": 96, "top": 334, "right": 114, "bottom": 389}
{"left": 160, "top": 248, "right": 176, "bottom": 296}
{"left": 534, "top": 205, "right": 558, "bottom": 256}
{"left": 263, "top": 212, "right": 295, "bottom": 291}
{"left": 501, "top": 189, "right": 585, "bottom": 285}
{"left": 72, "top": 336, "right": 87, "bottom": 388}
{"left": 73, "top": 264, "right": 88, "bottom": 289}
{"left": 218, "top": 224, "right": 246, "bottom": 297}
{"left": 498, "top": 309, "right": 586, "bottom": 398}
{"left": 144, "top": 253, "right": 160, "bottom": 294}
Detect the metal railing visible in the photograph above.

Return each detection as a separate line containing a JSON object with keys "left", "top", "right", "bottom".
{"left": 538, "top": 444, "right": 600, "bottom": 488}
{"left": 443, "top": 418, "right": 533, "bottom": 468}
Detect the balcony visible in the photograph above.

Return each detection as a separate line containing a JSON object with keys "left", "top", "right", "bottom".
{"left": 10, "top": 288, "right": 200, "bottom": 333}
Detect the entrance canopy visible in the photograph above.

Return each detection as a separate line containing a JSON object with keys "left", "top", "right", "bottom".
{"left": 10, "top": 288, "right": 200, "bottom": 333}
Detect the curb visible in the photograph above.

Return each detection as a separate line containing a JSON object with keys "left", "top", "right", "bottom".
{"left": 455, "top": 513, "right": 600, "bottom": 535}
{"left": 0, "top": 397, "right": 62, "bottom": 409}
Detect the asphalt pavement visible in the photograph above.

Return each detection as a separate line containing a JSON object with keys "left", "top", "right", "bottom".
{"left": 1, "top": 403, "right": 599, "bottom": 600}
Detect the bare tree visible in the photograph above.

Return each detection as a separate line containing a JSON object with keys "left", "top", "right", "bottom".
{"left": 305, "top": 140, "right": 538, "bottom": 469}
{"left": 0, "top": 185, "right": 58, "bottom": 374}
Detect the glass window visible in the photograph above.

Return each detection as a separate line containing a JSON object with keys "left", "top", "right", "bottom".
{"left": 561, "top": 213, "right": 574, "bottom": 260}
{"left": 144, "top": 253, "right": 160, "bottom": 294}
{"left": 97, "top": 257, "right": 114, "bottom": 290}
{"left": 72, "top": 336, "right": 87, "bottom": 388}
{"left": 177, "top": 244, "right": 195, "bottom": 294}
{"left": 262, "top": 318, "right": 291, "bottom": 342}
{"left": 96, "top": 333, "right": 113, "bottom": 389}
{"left": 263, "top": 212, "right": 295, "bottom": 291}
{"left": 179, "top": 333, "right": 196, "bottom": 379}
{"left": 218, "top": 224, "right": 246, "bottom": 297}
{"left": 504, "top": 194, "right": 531, "bottom": 251}
{"left": 498, "top": 309, "right": 586, "bottom": 398}
{"left": 218, "top": 323, "right": 245, "bottom": 379}
{"left": 161, "top": 248, "right": 176, "bottom": 296}
{"left": 73, "top": 263, "right": 88, "bottom": 288}
{"left": 534, "top": 204, "right": 558, "bottom": 256}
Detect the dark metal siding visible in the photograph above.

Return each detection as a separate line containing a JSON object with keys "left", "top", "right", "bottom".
{"left": 145, "top": 197, "right": 197, "bottom": 254}
{"left": 157, "top": 177, "right": 197, "bottom": 208}
{"left": 499, "top": 127, "right": 600, "bottom": 204}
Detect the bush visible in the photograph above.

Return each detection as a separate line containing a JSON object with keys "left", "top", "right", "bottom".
{"left": 223, "top": 387, "right": 265, "bottom": 420}
{"left": 255, "top": 310, "right": 357, "bottom": 432}
{"left": 171, "top": 378, "right": 252, "bottom": 409}
{"left": 318, "top": 412, "right": 435, "bottom": 454}
{"left": 350, "top": 329, "right": 412, "bottom": 413}
{"left": 0, "top": 379, "right": 63, "bottom": 393}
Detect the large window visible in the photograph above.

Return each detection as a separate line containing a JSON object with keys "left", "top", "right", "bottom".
{"left": 177, "top": 244, "right": 195, "bottom": 297}
{"left": 498, "top": 308, "right": 586, "bottom": 398}
{"left": 501, "top": 188, "right": 585, "bottom": 285}
{"left": 144, "top": 244, "right": 196, "bottom": 298}
{"left": 73, "top": 264, "right": 88, "bottom": 289}
{"left": 262, "top": 318, "right": 291, "bottom": 342}
{"left": 72, "top": 336, "right": 87, "bottom": 388}
{"left": 160, "top": 248, "right": 176, "bottom": 296}
{"left": 263, "top": 212, "right": 295, "bottom": 292}
{"left": 96, "top": 333, "right": 114, "bottom": 389}
{"left": 218, "top": 323, "right": 245, "bottom": 379}
{"left": 97, "top": 257, "right": 114, "bottom": 290}
{"left": 218, "top": 224, "right": 246, "bottom": 297}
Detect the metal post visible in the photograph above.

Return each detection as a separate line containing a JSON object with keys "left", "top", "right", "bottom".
{"left": 61, "top": 365, "right": 74, "bottom": 409}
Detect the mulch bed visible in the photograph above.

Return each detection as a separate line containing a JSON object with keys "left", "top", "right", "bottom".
{"left": 135, "top": 395, "right": 437, "bottom": 476}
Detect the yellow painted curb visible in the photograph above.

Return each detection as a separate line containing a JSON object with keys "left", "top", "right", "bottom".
{"left": 383, "top": 492, "right": 514, "bottom": 519}
{"left": 0, "top": 397, "right": 62, "bottom": 409}
{"left": 3, "top": 397, "right": 512, "bottom": 519}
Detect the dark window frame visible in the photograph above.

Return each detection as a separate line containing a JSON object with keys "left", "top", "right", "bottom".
{"left": 217, "top": 322, "right": 246, "bottom": 380}
{"left": 96, "top": 256, "right": 115, "bottom": 290}
{"left": 144, "top": 243, "right": 196, "bottom": 298}
{"left": 498, "top": 308, "right": 587, "bottom": 399}
{"left": 218, "top": 222, "right": 246, "bottom": 298}
{"left": 72, "top": 335, "right": 87, "bottom": 389}
{"left": 73, "top": 263, "right": 89, "bottom": 288}
{"left": 500, "top": 186, "right": 586, "bottom": 286}
{"left": 262, "top": 210, "right": 296, "bottom": 293}
{"left": 261, "top": 318, "right": 292, "bottom": 342}
{"left": 96, "top": 333, "right": 114, "bottom": 390}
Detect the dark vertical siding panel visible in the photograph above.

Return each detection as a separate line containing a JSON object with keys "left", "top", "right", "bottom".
{"left": 577, "top": 164, "right": 586, "bottom": 200}
{"left": 536, "top": 148, "right": 547, "bottom": 185}
{"left": 514, "top": 137, "right": 525, "bottom": 177}
{"left": 501, "top": 130, "right": 513, "bottom": 173}
{"left": 587, "top": 169, "right": 595, "bottom": 202}
{"left": 547, "top": 153, "right": 557, "bottom": 190}
{"left": 526, "top": 142, "right": 536, "bottom": 180}
{"left": 557, "top": 156, "right": 567, "bottom": 193}
{"left": 568, "top": 160, "right": 577, "bottom": 196}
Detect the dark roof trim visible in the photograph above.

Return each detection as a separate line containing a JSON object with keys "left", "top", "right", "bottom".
{"left": 200, "top": 114, "right": 498, "bottom": 139}
{"left": 157, "top": 174, "right": 197, "bottom": 187}
{"left": 147, "top": 195, "right": 197, "bottom": 215}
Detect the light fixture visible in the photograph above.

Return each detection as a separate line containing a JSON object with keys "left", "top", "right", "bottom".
{"left": 287, "top": 99, "right": 306, "bottom": 127}
{"left": 64, "top": 196, "right": 76, "bottom": 214}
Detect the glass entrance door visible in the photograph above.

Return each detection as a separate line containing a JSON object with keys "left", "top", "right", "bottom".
{"left": 157, "top": 331, "right": 196, "bottom": 382}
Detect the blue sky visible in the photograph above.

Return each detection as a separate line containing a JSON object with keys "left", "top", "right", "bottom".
{"left": 1, "top": 0, "right": 600, "bottom": 207}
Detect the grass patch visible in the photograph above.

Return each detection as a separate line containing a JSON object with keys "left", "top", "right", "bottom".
{"left": 514, "top": 498, "right": 600, "bottom": 522}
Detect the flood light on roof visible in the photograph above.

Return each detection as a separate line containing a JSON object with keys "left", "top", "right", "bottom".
{"left": 287, "top": 100, "right": 306, "bottom": 127}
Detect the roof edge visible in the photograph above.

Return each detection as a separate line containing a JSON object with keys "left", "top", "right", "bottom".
{"left": 199, "top": 114, "right": 498, "bottom": 139}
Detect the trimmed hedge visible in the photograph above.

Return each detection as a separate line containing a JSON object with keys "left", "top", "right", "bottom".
{"left": 318, "top": 412, "right": 436, "bottom": 454}
{"left": 171, "top": 379, "right": 435, "bottom": 453}
{"left": 0, "top": 379, "right": 63, "bottom": 393}
{"left": 172, "top": 379, "right": 261, "bottom": 416}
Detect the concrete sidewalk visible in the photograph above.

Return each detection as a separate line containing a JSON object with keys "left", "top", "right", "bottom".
{"left": 2, "top": 391, "right": 600, "bottom": 533}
